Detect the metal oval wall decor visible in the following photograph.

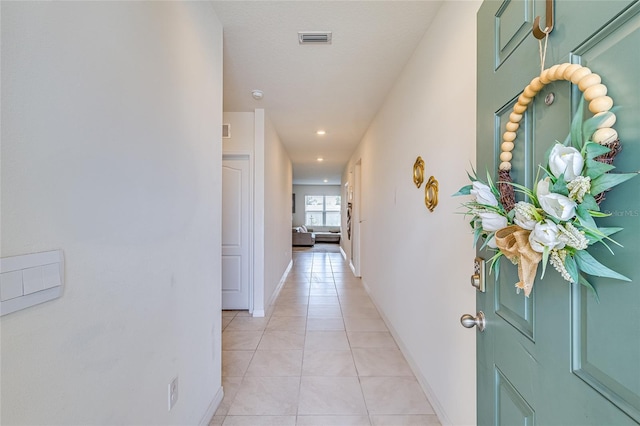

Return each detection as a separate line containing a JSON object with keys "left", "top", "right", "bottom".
{"left": 413, "top": 156, "right": 425, "bottom": 188}
{"left": 424, "top": 176, "right": 439, "bottom": 212}
{"left": 414, "top": 156, "right": 439, "bottom": 212}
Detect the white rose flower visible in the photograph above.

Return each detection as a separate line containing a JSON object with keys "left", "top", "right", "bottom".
{"left": 477, "top": 211, "right": 508, "bottom": 232}
{"left": 548, "top": 143, "right": 584, "bottom": 181}
{"left": 470, "top": 181, "right": 498, "bottom": 206}
{"left": 536, "top": 177, "right": 577, "bottom": 221}
{"left": 513, "top": 202, "right": 539, "bottom": 230}
{"left": 529, "top": 219, "right": 566, "bottom": 253}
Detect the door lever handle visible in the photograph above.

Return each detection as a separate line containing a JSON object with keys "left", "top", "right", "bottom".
{"left": 460, "top": 311, "right": 486, "bottom": 332}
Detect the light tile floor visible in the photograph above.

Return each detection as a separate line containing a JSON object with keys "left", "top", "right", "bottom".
{"left": 212, "top": 244, "right": 441, "bottom": 426}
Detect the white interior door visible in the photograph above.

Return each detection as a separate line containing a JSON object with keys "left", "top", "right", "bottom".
{"left": 222, "top": 156, "right": 251, "bottom": 310}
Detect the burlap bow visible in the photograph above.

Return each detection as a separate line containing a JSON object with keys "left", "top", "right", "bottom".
{"left": 494, "top": 225, "right": 542, "bottom": 297}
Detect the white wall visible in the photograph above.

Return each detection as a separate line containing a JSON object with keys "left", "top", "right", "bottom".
{"left": 292, "top": 185, "right": 342, "bottom": 228}
{"left": 342, "top": 1, "right": 481, "bottom": 425}
{"left": 222, "top": 110, "right": 292, "bottom": 315}
{"left": 1, "top": 2, "right": 223, "bottom": 424}
{"left": 264, "top": 115, "right": 293, "bottom": 308}
{"left": 223, "top": 112, "right": 255, "bottom": 152}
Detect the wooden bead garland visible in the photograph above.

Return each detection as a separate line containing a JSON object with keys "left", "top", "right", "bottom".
{"left": 498, "top": 63, "right": 619, "bottom": 211}
{"left": 499, "top": 63, "right": 616, "bottom": 173}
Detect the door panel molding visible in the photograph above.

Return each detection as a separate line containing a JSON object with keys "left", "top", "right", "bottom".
{"left": 569, "top": 4, "right": 640, "bottom": 422}
{"left": 572, "top": 285, "right": 640, "bottom": 422}
{"left": 221, "top": 256, "right": 242, "bottom": 292}
{"left": 222, "top": 166, "right": 243, "bottom": 247}
{"left": 495, "top": 365, "right": 536, "bottom": 424}
{"left": 494, "top": 98, "right": 536, "bottom": 341}
{"left": 495, "top": 0, "right": 535, "bottom": 69}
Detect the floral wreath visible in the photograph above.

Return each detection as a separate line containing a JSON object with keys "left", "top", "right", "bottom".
{"left": 455, "top": 63, "right": 637, "bottom": 298}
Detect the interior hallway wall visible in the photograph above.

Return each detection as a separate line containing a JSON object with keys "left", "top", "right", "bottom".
{"left": 263, "top": 115, "right": 293, "bottom": 308}
{"left": 222, "top": 111, "right": 293, "bottom": 315}
{"left": 1, "top": 2, "right": 224, "bottom": 424}
{"left": 342, "top": 1, "right": 481, "bottom": 424}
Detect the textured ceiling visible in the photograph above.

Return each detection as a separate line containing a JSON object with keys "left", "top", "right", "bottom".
{"left": 211, "top": 1, "right": 443, "bottom": 184}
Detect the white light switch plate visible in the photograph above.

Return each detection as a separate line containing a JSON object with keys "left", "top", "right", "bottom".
{"left": 0, "top": 250, "right": 64, "bottom": 316}
{"left": 0, "top": 271, "right": 23, "bottom": 301}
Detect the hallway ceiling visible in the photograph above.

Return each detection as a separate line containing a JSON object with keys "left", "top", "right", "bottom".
{"left": 211, "top": 1, "right": 443, "bottom": 185}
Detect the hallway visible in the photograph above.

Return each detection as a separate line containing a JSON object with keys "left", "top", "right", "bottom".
{"left": 212, "top": 244, "right": 440, "bottom": 426}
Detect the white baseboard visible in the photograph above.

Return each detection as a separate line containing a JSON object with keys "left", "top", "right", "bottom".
{"left": 267, "top": 260, "right": 293, "bottom": 306}
{"left": 360, "top": 278, "right": 452, "bottom": 426}
{"left": 199, "top": 385, "right": 224, "bottom": 426}
{"left": 340, "top": 246, "right": 347, "bottom": 261}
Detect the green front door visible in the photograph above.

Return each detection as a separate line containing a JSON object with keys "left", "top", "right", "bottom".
{"left": 476, "top": 0, "right": 640, "bottom": 424}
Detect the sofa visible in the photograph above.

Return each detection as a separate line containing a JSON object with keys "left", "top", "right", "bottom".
{"left": 310, "top": 228, "right": 341, "bottom": 243}
{"left": 292, "top": 226, "right": 315, "bottom": 246}
{"left": 292, "top": 226, "right": 342, "bottom": 246}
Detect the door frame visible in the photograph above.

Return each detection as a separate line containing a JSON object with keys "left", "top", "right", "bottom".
{"left": 350, "top": 159, "right": 362, "bottom": 277}
{"left": 222, "top": 152, "right": 255, "bottom": 313}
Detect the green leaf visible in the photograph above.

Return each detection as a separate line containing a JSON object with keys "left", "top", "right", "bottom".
{"left": 570, "top": 97, "right": 585, "bottom": 149}
{"left": 486, "top": 170, "right": 495, "bottom": 190}
{"left": 473, "top": 225, "right": 483, "bottom": 248}
{"left": 551, "top": 174, "right": 570, "bottom": 196}
{"left": 575, "top": 204, "right": 597, "bottom": 230}
{"left": 540, "top": 247, "right": 550, "bottom": 279}
{"left": 564, "top": 254, "right": 579, "bottom": 284}
{"left": 582, "top": 117, "right": 603, "bottom": 145}
{"left": 583, "top": 226, "right": 623, "bottom": 251}
{"left": 587, "top": 210, "right": 611, "bottom": 218}
{"left": 506, "top": 181, "right": 536, "bottom": 200}
{"left": 596, "top": 227, "right": 623, "bottom": 238}
{"left": 584, "top": 141, "right": 611, "bottom": 159}
{"left": 453, "top": 185, "right": 473, "bottom": 196}
{"left": 578, "top": 274, "right": 600, "bottom": 303}
{"left": 590, "top": 172, "right": 638, "bottom": 196}
{"left": 468, "top": 163, "right": 479, "bottom": 180}
{"left": 479, "top": 232, "right": 496, "bottom": 250}
{"left": 489, "top": 253, "right": 502, "bottom": 281}
{"left": 582, "top": 107, "right": 619, "bottom": 145}
{"left": 574, "top": 249, "right": 631, "bottom": 281}
{"left": 584, "top": 158, "right": 615, "bottom": 180}
{"left": 580, "top": 194, "right": 599, "bottom": 212}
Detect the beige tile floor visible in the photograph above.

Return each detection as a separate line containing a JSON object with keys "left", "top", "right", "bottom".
{"left": 211, "top": 244, "right": 440, "bottom": 426}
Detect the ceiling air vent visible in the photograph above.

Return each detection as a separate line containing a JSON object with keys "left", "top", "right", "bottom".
{"left": 222, "top": 123, "right": 231, "bottom": 138}
{"left": 298, "top": 31, "right": 332, "bottom": 45}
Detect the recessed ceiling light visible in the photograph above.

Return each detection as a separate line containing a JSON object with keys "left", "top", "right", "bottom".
{"left": 316, "top": 130, "right": 326, "bottom": 135}
{"left": 323, "top": 179, "right": 329, "bottom": 183}
{"left": 317, "top": 157, "right": 324, "bottom": 162}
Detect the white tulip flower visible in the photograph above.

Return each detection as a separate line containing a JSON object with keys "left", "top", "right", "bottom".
{"left": 537, "top": 178, "right": 577, "bottom": 221}
{"left": 548, "top": 143, "right": 584, "bottom": 181}
{"left": 529, "top": 219, "right": 566, "bottom": 253}
{"left": 478, "top": 211, "right": 508, "bottom": 232}
{"left": 471, "top": 181, "right": 498, "bottom": 206}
